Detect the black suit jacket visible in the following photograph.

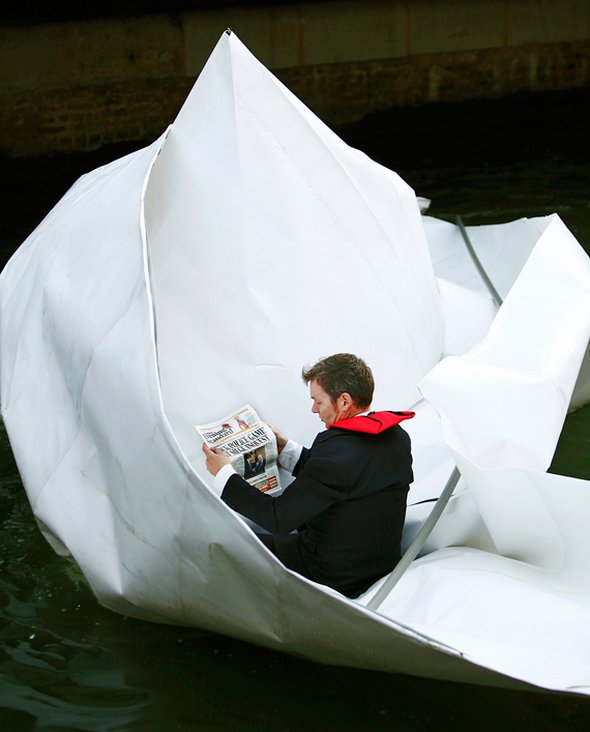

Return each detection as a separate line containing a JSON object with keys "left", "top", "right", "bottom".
{"left": 222, "top": 423, "right": 413, "bottom": 597}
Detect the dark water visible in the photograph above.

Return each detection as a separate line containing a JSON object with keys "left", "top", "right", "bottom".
{"left": 1, "top": 89, "right": 590, "bottom": 730}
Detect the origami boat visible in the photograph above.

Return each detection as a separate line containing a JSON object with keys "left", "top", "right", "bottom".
{"left": 2, "top": 30, "right": 590, "bottom": 695}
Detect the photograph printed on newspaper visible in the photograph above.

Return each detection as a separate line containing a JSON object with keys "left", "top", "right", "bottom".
{"left": 195, "top": 405, "right": 281, "bottom": 494}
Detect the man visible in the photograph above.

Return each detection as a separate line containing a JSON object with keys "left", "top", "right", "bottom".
{"left": 203, "top": 353, "right": 414, "bottom": 598}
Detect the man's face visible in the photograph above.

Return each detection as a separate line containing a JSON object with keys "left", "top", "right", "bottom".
{"left": 309, "top": 380, "right": 339, "bottom": 427}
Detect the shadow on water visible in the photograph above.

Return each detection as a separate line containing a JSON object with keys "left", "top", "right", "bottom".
{"left": 1, "top": 88, "right": 590, "bottom": 730}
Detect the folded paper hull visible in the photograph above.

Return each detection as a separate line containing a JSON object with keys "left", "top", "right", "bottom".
{"left": 1, "top": 31, "right": 589, "bottom": 694}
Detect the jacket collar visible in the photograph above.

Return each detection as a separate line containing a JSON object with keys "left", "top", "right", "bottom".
{"left": 329, "top": 410, "right": 415, "bottom": 434}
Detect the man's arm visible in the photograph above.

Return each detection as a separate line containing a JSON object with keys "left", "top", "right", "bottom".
{"left": 202, "top": 437, "right": 342, "bottom": 534}
{"left": 224, "top": 435, "right": 346, "bottom": 532}
{"left": 277, "top": 439, "right": 303, "bottom": 473}
{"left": 203, "top": 431, "right": 305, "bottom": 495}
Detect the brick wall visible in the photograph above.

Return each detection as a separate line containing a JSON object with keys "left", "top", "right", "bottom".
{"left": 1, "top": 2, "right": 589, "bottom": 158}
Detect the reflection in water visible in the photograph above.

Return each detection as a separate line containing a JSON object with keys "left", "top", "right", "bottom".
{"left": 1, "top": 90, "right": 590, "bottom": 729}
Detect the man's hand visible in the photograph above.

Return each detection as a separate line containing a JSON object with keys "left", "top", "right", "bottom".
{"left": 270, "top": 425, "right": 288, "bottom": 454}
{"left": 202, "top": 443, "right": 230, "bottom": 476}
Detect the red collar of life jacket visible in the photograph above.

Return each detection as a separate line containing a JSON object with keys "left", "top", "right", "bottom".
{"left": 328, "top": 410, "right": 415, "bottom": 434}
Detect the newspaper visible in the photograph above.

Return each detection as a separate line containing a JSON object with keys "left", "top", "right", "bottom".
{"left": 196, "top": 404, "right": 281, "bottom": 494}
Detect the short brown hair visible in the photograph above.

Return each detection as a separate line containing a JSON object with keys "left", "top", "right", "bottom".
{"left": 302, "top": 353, "right": 374, "bottom": 409}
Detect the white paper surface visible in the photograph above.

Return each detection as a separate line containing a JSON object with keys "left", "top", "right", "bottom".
{"left": 1, "top": 31, "right": 589, "bottom": 694}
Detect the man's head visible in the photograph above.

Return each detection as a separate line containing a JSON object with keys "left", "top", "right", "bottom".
{"left": 302, "top": 353, "right": 374, "bottom": 427}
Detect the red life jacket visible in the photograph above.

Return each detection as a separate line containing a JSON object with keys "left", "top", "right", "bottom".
{"left": 329, "top": 410, "right": 415, "bottom": 434}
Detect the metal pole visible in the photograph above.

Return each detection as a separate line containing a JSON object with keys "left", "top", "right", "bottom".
{"left": 455, "top": 215, "right": 503, "bottom": 308}
{"left": 367, "top": 467, "right": 461, "bottom": 611}
{"left": 367, "top": 217, "right": 499, "bottom": 611}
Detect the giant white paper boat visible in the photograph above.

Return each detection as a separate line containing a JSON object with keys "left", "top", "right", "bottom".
{"left": 1, "top": 31, "right": 590, "bottom": 695}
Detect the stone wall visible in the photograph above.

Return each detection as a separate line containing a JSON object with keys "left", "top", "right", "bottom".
{"left": 1, "top": 0, "right": 589, "bottom": 157}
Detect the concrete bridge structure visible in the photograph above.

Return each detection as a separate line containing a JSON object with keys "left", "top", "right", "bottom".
{"left": 0, "top": 0, "right": 589, "bottom": 157}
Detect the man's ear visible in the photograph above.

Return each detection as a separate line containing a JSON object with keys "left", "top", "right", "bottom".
{"left": 338, "top": 392, "right": 353, "bottom": 409}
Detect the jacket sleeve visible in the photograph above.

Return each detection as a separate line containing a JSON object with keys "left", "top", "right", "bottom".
{"left": 293, "top": 446, "right": 311, "bottom": 474}
{"left": 221, "top": 440, "right": 347, "bottom": 534}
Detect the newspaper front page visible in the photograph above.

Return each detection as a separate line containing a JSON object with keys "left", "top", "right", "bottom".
{"left": 196, "top": 405, "right": 281, "bottom": 494}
